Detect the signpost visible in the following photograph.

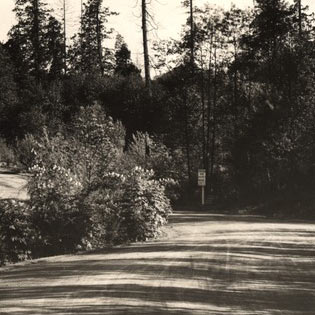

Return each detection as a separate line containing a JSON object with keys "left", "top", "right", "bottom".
{"left": 198, "top": 169, "right": 206, "bottom": 206}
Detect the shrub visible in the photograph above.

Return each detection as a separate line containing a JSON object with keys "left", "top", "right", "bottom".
{"left": 124, "top": 132, "right": 181, "bottom": 201}
{"left": 84, "top": 167, "right": 172, "bottom": 245}
{"left": 70, "top": 105, "right": 125, "bottom": 189}
{"left": 28, "top": 163, "right": 89, "bottom": 255}
{"left": 119, "top": 167, "right": 172, "bottom": 242}
{"left": 82, "top": 172, "right": 126, "bottom": 246}
{"left": 0, "top": 138, "right": 16, "bottom": 167}
{"left": 23, "top": 105, "right": 173, "bottom": 256}
{"left": 0, "top": 199, "right": 34, "bottom": 265}
{"left": 15, "top": 134, "right": 37, "bottom": 170}
{"left": 27, "top": 104, "right": 126, "bottom": 253}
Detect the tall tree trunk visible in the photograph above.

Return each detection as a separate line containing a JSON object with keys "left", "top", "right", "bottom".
{"left": 183, "top": 90, "right": 192, "bottom": 181}
{"left": 142, "top": 0, "right": 152, "bottom": 96}
{"left": 96, "top": 1, "right": 104, "bottom": 76}
{"left": 63, "top": 0, "right": 67, "bottom": 74}
{"left": 298, "top": 0, "right": 302, "bottom": 37}
{"left": 206, "top": 31, "right": 214, "bottom": 192}
{"left": 233, "top": 37, "right": 238, "bottom": 137}
{"left": 200, "top": 52, "right": 206, "bottom": 170}
{"left": 209, "top": 46, "right": 218, "bottom": 194}
{"left": 33, "top": 0, "right": 40, "bottom": 81}
{"left": 190, "top": 0, "right": 194, "bottom": 70}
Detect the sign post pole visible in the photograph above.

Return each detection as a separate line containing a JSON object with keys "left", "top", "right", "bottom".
{"left": 198, "top": 169, "right": 206, "bottom": 206}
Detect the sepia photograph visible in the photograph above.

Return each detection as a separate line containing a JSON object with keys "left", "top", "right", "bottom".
{"left": 1, "top": 0, "right": 315, "bottom": 314}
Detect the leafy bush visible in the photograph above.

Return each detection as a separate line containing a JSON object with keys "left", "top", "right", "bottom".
{"left": 83, "top": 167, "right": 172, "bottom": 245}
{"left": 0, "top": 199, "right": 34, "bottom": 265}
{"left": 26, "top": 104, "right": 127, "bottom": 253}
{"left": 0, "top": 138, "right": 16, "bottom": 167}
{"left": 28, "top": 163, "right": 89, "bottom": 255}
{"left": 15, "top": 134, "right": 37, "bottom": 170}
{"left": 119, "top": 167, "right": 172, "bottom": 242}
{"left": 124, "top": 132, "right": 181, "bottom": 201}
{"left": 70, "top": 105, "right": 125, "bottom": 189}
{"left": 0, "top": 105, "right": 173, "bottom": 261}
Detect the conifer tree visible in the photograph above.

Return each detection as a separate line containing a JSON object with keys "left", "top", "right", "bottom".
{"left": 69, "top": 0, "right": 117, "bottom": 76}
{"left": 114, "top": 35, "right": 140, "bottom": 77}
{"left": 7, "top": 0, "right": 64, "bottom": 82}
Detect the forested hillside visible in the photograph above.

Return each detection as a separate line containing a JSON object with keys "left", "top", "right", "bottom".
{"left": 1, "top": 0, "right": 315, "bottom": 217}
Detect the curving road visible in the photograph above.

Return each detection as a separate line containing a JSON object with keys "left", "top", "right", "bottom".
{"left": 0, "top": 170, "right": 28, "bottom": 200}
{"left": 1, "top": 211, "right": 315, "bottom": 314}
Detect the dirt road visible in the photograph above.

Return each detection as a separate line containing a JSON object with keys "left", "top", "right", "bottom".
{"left": 1, "top": 211, "right": 315, "bottom": 314}
{"left": 0, "top": 170, "right": 28, "bottom": 200}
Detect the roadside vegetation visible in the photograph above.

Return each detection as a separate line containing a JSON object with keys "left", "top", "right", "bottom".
{"left": 1, "top": 0, "right": 315, "bottom": 264}
{"left": 0, "top": 105, "right": 174, "bottom": 265}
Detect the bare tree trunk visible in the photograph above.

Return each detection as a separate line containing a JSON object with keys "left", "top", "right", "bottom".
{"left": 80, "top": 0, "right": 83, "bottom": 60}
{"left": 200, "top": 53, "right": 206, "bottom": 170}
{"left": 183, "top": 90, "right": 192, "bottom": 181}
{"left": 298, "top": 0, "right": 302, "bottom": 37}
{"left": 206, "top": 31, "right": 214, "bottom": 191}
{"left": 209, "top": 46, "right": 217, "bottom": 193}
{"left": 190, "top": 0, "right": 194, "bottom": 70}
{"left": 96, "top": 1, "right": 104, "bottom": 76}
{"left": 63, "top": 0, "right": 67, "bottom": 74}
{"left": 233, "top": 37, "right": 238, "bottom": 136}
{"left": 33, "top": 0, "right": 40, "bottom": 81}
{"left": 142, "top": 0, "right": 152, "bottom": 96}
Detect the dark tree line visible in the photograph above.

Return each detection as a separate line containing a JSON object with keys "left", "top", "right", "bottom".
{"left": 1, "top": 0, "right": 315, "bottom": 216}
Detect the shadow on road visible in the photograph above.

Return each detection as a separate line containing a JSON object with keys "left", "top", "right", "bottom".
{"left": 1, "top": 212, "right": 315, "bottom": 314}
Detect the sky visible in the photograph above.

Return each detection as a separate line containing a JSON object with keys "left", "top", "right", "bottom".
{"left": 1, "top": 0, "right": 314, "bottom": 67}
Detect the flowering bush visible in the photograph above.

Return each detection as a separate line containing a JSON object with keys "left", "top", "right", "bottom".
{"left": 83, "top": 167, "right": 172, "bottom": 245}
{"left": 124, "top": 132, "right": 181, "bottom": 201}
{"left": 119, "top": 167, "right": 172, "bottom": 242}
{"left": 82, "top": 172, "right": 126, "bottom": 246}
{"left": 70, "top": 105, "right": 125, "bottom": 189}
{"left": 15, "top": 134, "right": 37, "bottom": 170}
{"left": 28, "top": 163, "right": 88, "bottom": 255}
{"left": 26, "top": 105, "right": 125, "bottom": 254}
{"left": 0, "top": 105, "right": 173, "bottom": 260}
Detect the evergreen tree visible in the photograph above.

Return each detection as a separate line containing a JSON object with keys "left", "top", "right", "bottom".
{"left": 114, "top": 35, "right": 140, "bottom": 76}
{"left": 0, "top": 45, "right": 18, "bottom": 140}
{"left": 46, "top": 15, "right": 64, "bottom": 80}
{"left": 69, "top": 0, "right": 117, "bottom": 76}
{"left": 7, "top": 0, "right": 65, "bottom": 82}
{"left": 7, "top": 0, "right": 50, "bottom": 81}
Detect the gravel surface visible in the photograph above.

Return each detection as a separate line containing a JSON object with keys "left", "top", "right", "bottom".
{"left": 0, "top": 170, "right": 28, "bottom": 200}
{"left": 1, "top": 211, "right": 315, "bottom": 314}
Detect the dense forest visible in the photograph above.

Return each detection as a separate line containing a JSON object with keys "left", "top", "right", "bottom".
{"left": 1, "top": 0, "right": 315, "bottom": 217}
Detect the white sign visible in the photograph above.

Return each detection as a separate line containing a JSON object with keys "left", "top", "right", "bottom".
{"left": 198, "top": 169, "right": 206, "bottom": 186}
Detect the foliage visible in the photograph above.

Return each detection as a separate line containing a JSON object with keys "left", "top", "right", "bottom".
{"left": 14, "top": 134, "right": 37, "bottom": 169}
{"left": 118, "top": 167, "right": 172, "bottom": 242}
{"left": 23, "top": 104, "right": 172, "bottom": 255}
{"left": 70, "top": 104, "right": 125, "bottom": 188}
{"left": 114, "top": 34, "right": 141, "bottom": 77}
{"left": 0, "top": 139, "right": 17, "bottom": 167}
{"left": 7, "top": 0, "right": 62, "bottom": 80}
{"left": 84, "top": 167, "right": 172, "bottom": 245}
{"left": 124, "top": 132, "right": 181, "bottom": 201}
{"left": 0, "top": 199, "right": 33, "bottom": 265}
{"left": 25, "top": 104, "right": 123, "bottom": 253}
{"left": 0, "top": 44, "right": 18, "bottom": 140}
{"left": 68, "top": 0, "right": 117, "bottom": 75}
{"left": 28, "top": 139, "right": 88, "bottom": 254}
{"left": 3, "top": 0, "right": 315, "bottom": 219}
